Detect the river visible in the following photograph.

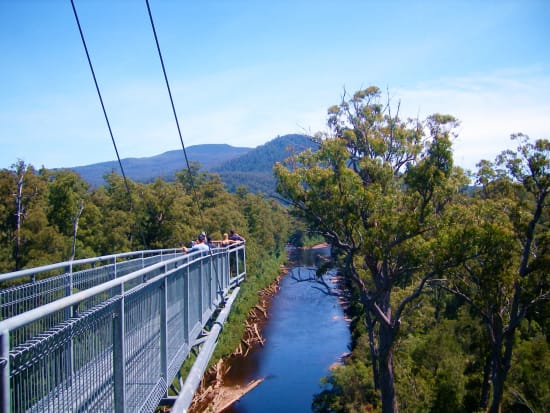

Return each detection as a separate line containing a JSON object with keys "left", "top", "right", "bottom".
{"left": 223, "top": 246, "right": 350, "bottom": 412}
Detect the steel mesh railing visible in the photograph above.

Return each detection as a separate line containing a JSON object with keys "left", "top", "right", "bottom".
{"left": 0, "top": 249, "right": 183, "bottom": 349}
{"left": 0, "top": 244, "right": 246, "bottom": 413}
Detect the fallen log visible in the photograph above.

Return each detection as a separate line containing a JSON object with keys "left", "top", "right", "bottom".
{"left": 253, "top": 323, "right": 265, "bottom": 346}
{"left": 212, "top": 378, "right": 265, "bottom": 413}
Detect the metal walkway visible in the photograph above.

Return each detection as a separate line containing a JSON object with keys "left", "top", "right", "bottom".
{"left": 0, "top": 244, "right": 246, "bottom": 413}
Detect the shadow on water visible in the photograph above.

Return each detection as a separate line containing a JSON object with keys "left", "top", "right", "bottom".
{"left": 287, "top": 243, "right": 332, "bottom": 268}
{"left": 223, "top": 245, "right": 350, "bottom": 413}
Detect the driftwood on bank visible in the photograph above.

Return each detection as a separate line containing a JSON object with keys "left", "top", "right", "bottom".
{"left": 207, "top": 378, "right": 264, "bottom": 413}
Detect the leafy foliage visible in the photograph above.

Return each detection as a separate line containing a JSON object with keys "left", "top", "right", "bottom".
{"left": 276, "top": 87, "right": 549, "bottom": 413}
{"left": 276, "top": 86, "right": 467, "bottom": 412}
{"left": 0, "top": 165, "right": 291, "bottom": 273}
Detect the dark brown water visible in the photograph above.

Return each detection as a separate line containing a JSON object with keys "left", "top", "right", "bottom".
{"left": 223, "top": 247, "right": 350, "bottom": 412}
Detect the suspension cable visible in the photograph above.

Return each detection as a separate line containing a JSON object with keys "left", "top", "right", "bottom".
{"left": 70, "top": 0, "right": 131, "bottom": 195}
{"left": 144, "top": 1, "right": 225, "bottom": 302}
{"left": 70, "top": 0, "right": 147, "bottom": 247}
{"left": 144, "top": 0, "right": 206, "bottom": 229}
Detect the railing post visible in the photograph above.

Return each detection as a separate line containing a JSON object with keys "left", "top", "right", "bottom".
{"left": 208, "top": 256, "right": 214, "bottom": 310}
{"left": 225, "top": 253, "right": 229, "bottom": 290}
{"left": 160, "top": 275, "right": 168, "bottom": 392}
{"left": 113, "top": 291, "right": 126, "bottom": 413}
{"left": 198, "top": 260, "right": 204, "bottom": 325}
{"left": 0, "top": 331, "right": 10, "bottom": 413}
{"left": 183, "top": 265, "right": 190, "bottom": 344}
{"left": 65, "top": 262, "right": 74, "bottom": 312}
{"left": 229, "top": 248, "right": 235, "bottom": 280}
{"left": 65, "top": 262, "right": 76, "bottom": 390}
{"left": 235, "top": 248, "right": 241, "bottom": 278}
{"left": 224, "top": 250, "right": 229, "bottom": 289}
{"left": 65, "top": 262, "right": 73, "bottom": 301}
{"left": 211, "top": 254, "right": 218, "bottom": 306}
{"left": 215, "top": 254, "right": 223, "bottom": 304}
{"left": 65, "top": 262, "right": 74, "bottom": 321}
{"left": 242, "top": 244, "right": 247, "bottom": 281}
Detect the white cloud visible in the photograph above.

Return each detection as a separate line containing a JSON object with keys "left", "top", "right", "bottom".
{"left": 395, "top": 67, "right": 550, "bottom": 171}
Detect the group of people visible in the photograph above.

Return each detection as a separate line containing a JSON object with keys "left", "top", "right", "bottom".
{"left": 181, "top": 230, "right": 245, "bottom": 254}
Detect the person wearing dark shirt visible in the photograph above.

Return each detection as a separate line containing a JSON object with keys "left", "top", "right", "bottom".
{"left": 228, "top": 229, "right": 245, "bottom": 242}
{"left": 206, "top": 236, "right": 217, "bottom": 249}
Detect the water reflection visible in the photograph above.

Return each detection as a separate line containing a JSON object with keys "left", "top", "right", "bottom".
{"left": 287, "top": 244, "right": 331, "bottom": 268}
{"left": 223, "top": 245, "right": 349, "bottom": 412}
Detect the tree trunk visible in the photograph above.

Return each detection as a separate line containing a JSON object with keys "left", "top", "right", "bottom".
{"left": 378, "top": 323, "right": 398, "bottom": 413}
{"left": 365, "top": 311, "right": 380, "bottom": 390}
{"left": 480, "top": 353, "right": 491, "bottom": 410}
{"left": 489, "top": 321, "right": 516, "bottom": 413}
{"left": 489, "top": 356, "right": 504, "bottom": 413}
{"left": 489, "top": 326, "right": 515, "bottom": 413}
{"left": 70, "top": 200, "right": 84, "bottom": 261}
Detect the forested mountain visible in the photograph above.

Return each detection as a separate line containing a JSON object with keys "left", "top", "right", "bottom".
{"left": 69, "top": 144, "right": 252, "bottom": 187}
{"left": 213, "top": 134, "right": 318, "bottom": 193}
{"left": 214, "top": 134, "right": 316, "bottom": 173}
{"left": 68, "top": 134, "right": 318, "bottom": 194}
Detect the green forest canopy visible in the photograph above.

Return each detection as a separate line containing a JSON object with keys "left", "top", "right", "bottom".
{"left": 0, "top": 164, "right": 291, "bottom": 272}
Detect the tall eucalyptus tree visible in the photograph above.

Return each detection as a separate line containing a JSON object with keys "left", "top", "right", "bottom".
{"left": 444, "top": 135, "right": 549, "bottom": 412}
{"left": 275, "top": 86, "right": 467, "bottom": 412}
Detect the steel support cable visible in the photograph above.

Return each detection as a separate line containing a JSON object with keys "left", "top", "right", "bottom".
{"left": 70, "top": 0, "right": 130, "bottom": 196}
{"left": 144, "top": 0, "right": 207, "bottom": 230}
{"left": 70, "top": 0, "right": 148, "bottom": 248}
{"left": 145, "top": 0, "right": 226, "bottom": 307}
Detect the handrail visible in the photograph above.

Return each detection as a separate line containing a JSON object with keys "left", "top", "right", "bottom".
{"left": 0, "top": 256, "right": 177, "bottom": 333}
{"left": 0, "top": 248, "right": 182, "bottom": 283}
{"left": 0, "top": 243, "right": 246, "bottom": 413}
{"left": 0, "top": 248, "right": 186, "bottom": 338}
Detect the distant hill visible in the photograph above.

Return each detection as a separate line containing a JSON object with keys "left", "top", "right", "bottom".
{"left": 68, "top": 134, "right": 318, "bottom": 193}
{"left": 213, "top": 134, "right": 318, "bottom": 193}
{"left": 69, "top": 144, "right": 252, "bottom": 187}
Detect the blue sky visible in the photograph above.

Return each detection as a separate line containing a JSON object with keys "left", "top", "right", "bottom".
{"left": 1, "top": 0, "right": 549, "bottom": 172}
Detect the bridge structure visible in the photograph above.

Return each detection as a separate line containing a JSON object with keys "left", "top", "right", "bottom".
{"left": 0, "top": 243, "right": 246, "bottom": 413}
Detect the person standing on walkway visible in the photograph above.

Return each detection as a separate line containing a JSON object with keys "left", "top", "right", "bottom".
{"left": 182, "top": 233, "right": 210, "bottom": 253}
{"left": 228, "top": 229, "right": 245, "bottom": 243}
